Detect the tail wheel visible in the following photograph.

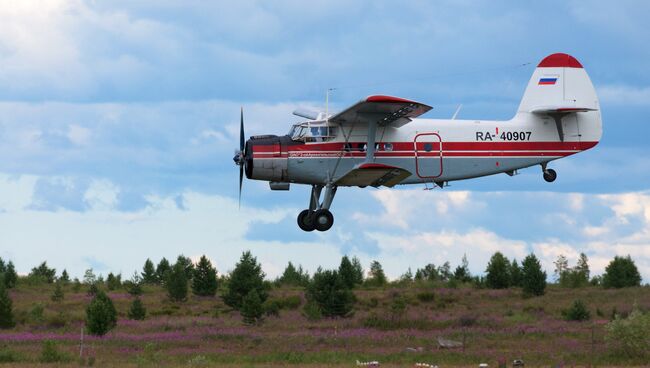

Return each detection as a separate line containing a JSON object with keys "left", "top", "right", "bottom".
{"left": 543, "top": 169, "right": 557, "bottom": 183}
{"left": 313, "top": 209, "right": 334, "bottom": 232}
{"left": 297, "top": 210, "right": 316, "bottom": 232}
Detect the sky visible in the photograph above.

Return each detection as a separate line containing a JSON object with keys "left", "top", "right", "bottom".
{"left": 0, "top": 0, "right": 649, "bottom": 282}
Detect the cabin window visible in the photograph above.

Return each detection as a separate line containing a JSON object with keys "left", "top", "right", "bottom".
{"left": 383, "top": 143, "right": 393, "bottom": 151}
{"left": 424, "top": 143, "right": 433, "bottom": 152}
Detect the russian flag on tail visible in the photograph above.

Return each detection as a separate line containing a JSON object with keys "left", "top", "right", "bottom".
{"left": 538, "top": 77, "right": 558, "bottom": 85}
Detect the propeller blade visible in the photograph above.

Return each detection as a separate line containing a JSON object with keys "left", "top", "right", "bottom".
{"left": 239, "top": 164, "right": 244, "bottom": 209}
{"left": 240, "top": 107, "right": 245, "bottom": 152}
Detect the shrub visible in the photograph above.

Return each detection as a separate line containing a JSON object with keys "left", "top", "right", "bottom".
{"left": 47, "top": 312, "right": 69, "bottom": 328}
{"left": 40, "top": 340, "right": 69, "bottom": 363}
{"left": 389, "top": 294, "right": 407, "bottom": 321}
{"left": 605, "top": 307, "right": 650, "bottom": 358}
{"left": 262, "top": 299, "right": 280, "bottom": 317}
{"left": 51, "top": 282, "right": 64, "bottom": 302}
{"left": 278, "top": 295, "right": 302, "bottom": 309}
{"left": 128, "top": 298, "right": 147, "bottom": 320}
{"left": 416, "top": 291, "right": 435, "bottom": 303}
{"left": 28, "top": 303, "right": 45, "bottom": 324}
{"left": 125, "top": 272, "right": 143, "bottom": 296}
{"left": 222, "top": 251, "right": 268, "bottom": 310}
{"left": 306, "top": 269, "right": 355, "bottom": 318}
{"left": 562, "top": 300, "right": 591, "bottom": 321}
{"left": 0, "top": 283, "right": 14, "bottom": 329}
{"left": 86, "top": 291, "right": 117, "bottom": 336}
{"left": 87, "top": 282, "right": 99, "bottom": 296}
{"left": 302, "top": 302, "right": 322, "bottom": 321}
{"left": 192, "top": 255, "right": 218, "bottom": 297}
{"left": 241, "top": 289, "right": 263, "bottom": 325}
{"left": 0, "top": 347, "right": 17, "bottom": 362}
{"left": 166, "top": 262, "right": 188, "bottom": 302}
{"left": 602, "top": 255, "right": 642, "bottom": 288}
{"left": 29, "top": 262, "right": 56, "bottom": 284}
{"left": 522, "top": 253, "right": 546, "bottom": 297}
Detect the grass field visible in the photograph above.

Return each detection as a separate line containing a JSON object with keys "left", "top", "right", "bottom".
{"left": 1, "top": 282, "right": 649, "bottom": 367}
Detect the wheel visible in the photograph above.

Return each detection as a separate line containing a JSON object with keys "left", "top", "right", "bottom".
{"left": 312, "top": 209, "right": 334, "bottom": 232}
{"left": 297, "top": 210, "right": 316, "bottom": 232}
{"left": 543, "top": 168, "right": 557, "bottom": 183}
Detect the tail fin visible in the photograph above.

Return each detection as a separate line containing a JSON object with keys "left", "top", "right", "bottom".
{"left": 517, "top": 53, "right": 600, "bottom": 114}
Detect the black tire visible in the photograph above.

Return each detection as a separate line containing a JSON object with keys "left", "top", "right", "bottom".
{"left": 297, "top": 210, "right": 316, "bottom": 232}
{"left": 543, "top": 168, "right": 557, "bottom": 183}
{"left": 313, "top": 209, "right": 334, "bottom": 232}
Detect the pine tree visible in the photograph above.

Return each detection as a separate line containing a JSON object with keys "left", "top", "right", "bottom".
{"left": 106, "top": 273, "right": 121, "bottom": 290}
{"left": 453, "top": 254, "right": 472, "bottom": 282}
{"left": 86, "top": 291, "right": 117, "bottom": 336}
{"left": 415, "top": 264, "right": 439, "bottom": 281}
{"left": 127, "top": 298, "right": 146, "bottom": 320}
{"left": 0, "top": 281, "right": 15, "bottom": 328}
{"left": 522, "top": 253, "right": 547, "bottom": 296}
{"left": 485, "top": 252, "right": 510, "bottom": 289}
{"left": 338, "top": 256, "right": 357, "bottom": 289}
{"left": 351, "top": 257, "right": 364, "bottom": 286}
{"left": 83, "top": 269, "right": 96, "bottom": 285}
{"left": 277, "top": 262, "right": 309, "bottom": 287}
{"left": 602, "top": 255, "right": 641, "bottom": 288}
{"left": 3, "top": 261, "right": 17, "bottom": 289}
{"left": 366, "top": 260, "right": 387, "bottom": 287}
{"left": 222, "top": 251, "right": 268, "bottom": 310}
{"left": 192, "top": 255, "right": 218, "bottom": 297}
{"left": 554, "top": 254, "right": 569, "bottom": 283}
{"left": 509, "top": 259, "right": 523, "bottom": 287}
{"left": 126, "top": 272, "right": 143, "bottom": 296}
{"left": 141, "top": 259, "right": 157, "bottom": 284}
{"left": 176, "top": 255, "right": 195, "bottom": 280}
{"left": 59, "top": 269, "right": 70, "bottom": 284}
{"left": 51, "top": 282, "right": 64, "bottom": 302}
{"left": 240, "top": 289, "right": 263, "bottom": 325}
{"left": 306, "top": 269, "right": 355, "bottom": 317}
{"left": 400, "top": 267, "right": 414, "bottom": 283}
{"left": 156, "top": 258, "right": 171, "bottom": 285}
{"left": 166, "top": 262, "right": 188, "bottom": 302}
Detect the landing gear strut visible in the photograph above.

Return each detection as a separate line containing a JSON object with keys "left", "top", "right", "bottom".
{"left": 297, "top": 184, "right": 337, "bottom": 232}
{"left": 541, "top": 163, "right": 557, "bottom": 183}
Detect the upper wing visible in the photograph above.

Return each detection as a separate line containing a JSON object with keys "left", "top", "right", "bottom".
{"left": 329, "top": 95, "right": 432, "bottom": 128}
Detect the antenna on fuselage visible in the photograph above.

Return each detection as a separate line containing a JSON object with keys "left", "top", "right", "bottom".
{"left": 452, "top": 104, "right": 463, "bottom": 120}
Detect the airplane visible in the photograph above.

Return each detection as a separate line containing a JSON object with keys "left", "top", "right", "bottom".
{"left": 233, "top": 53, "right": 602, "bottom": 232}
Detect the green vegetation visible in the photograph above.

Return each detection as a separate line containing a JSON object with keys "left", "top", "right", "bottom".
{"left": 86, "top": 290, "right": 117, "bottom": 336}
{"left": 141, "top": 258, "right": 157, "bottom": 284}
{"left": 166, "top": 262, "right": 188, "bottom": 302}
{"left": 192, "top": 255, "right": 218, "bottom": 297}
{"left": 606, "top": 306, "right": 650, "bottom": 358}
{"left": 485, "top": 252, "right": 510, "bottom": 289}
{"left": 128, "top": 297, "right": 147, "bottom": 320}
{"left": 306, "top": 268, "right": 355, "bottom": 317}
{"left": 0, "top": 282, "right": 15, "bottom": 328}
{"left": 240, "top": 289, "right": 263, "bottom": 325}
{"left": 522, "top": 253, "right": 546, "bottom": 296}
{"left": 562, "top": 299, "right": 591, "bottom": 321}
{"left": 222, "top": 251, "right": 268, "bottom": 309}
{"left": 602, "top": 255, "right": 642, "bottom": 288}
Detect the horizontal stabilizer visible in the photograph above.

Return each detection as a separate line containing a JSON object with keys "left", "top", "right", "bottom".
{"left": 335, "top": 163, "right": 411, "bottom": 188}
{"left": 530, "top": 106, "right": 598, "bottom": 114}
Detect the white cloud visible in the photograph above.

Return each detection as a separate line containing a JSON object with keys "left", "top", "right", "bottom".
{"left": 598, "top": 85, "right": 650, "bottom": 106}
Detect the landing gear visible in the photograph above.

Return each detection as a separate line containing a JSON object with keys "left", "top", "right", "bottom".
{"left": 297, "top": 184, "right": 337, "bottom": 232}
{"left": 541, "top": 163, "right": 557, "bottom": 183}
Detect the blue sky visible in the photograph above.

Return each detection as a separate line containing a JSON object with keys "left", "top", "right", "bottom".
{"left": 0, "top": 1, "right": 649, "bottom": 282}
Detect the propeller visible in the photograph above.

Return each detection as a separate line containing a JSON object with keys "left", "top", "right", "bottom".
{"left": 233, "top": 107, "right": 246, "bottom": 208}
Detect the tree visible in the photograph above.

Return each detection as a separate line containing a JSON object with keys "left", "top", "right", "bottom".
{"left": 522, "top": 253, "right": 547, "bottom": 296}
{"left": 141, "top": 259, "right": 157, "bottom": 284}
{"left": 106, "top": 273, "right": 121, "bottom": 290}
{"left": 125, "top": 272, "right": 143, "bottom": 296}
{"left": 415, "top": 263, "right": 439, "bottom": 281}
{"left": 453, "top": 254, "right": 471, "bottom": 282}
{"left": 509, "top": 259, "right": 523, "bottom": 287}
{"left": 605, "top": 307, "right": 650, "bottom": 358}
{"left": 0, "top": 282, "right": 15, "bottom": 328}
{"left": 306, "top": 269, "right": 355, "bottom": 318}
{"left": 192, "top": 255, "right": 218, "bottom": 297}
{"left": 51, "top": 282, "right": 64, "bottom": 302}
{"left": 2, "top": 261, "right": 17, "bottom": 289}
{"left": 222, "top": 251, "right": 268, "bottom": 310}
{"left": 338, "top": 256, "right": 357, "bottom": 289}
{"left": 437, "top": 261, "right": 452, "bottom": 282}
{"left": 485, "top": 252, "right": 510, "bottom": 289}
{"left": 127, "top": 298, "right": 146, "bottom": 320}
{"left": 576, "top": 253, "right": 590, "bottom": 281}
{"left": 366, "top": 260, "right": 387, "bottom": 287}
{"left": 83, "top": 269, "right": 96, "bottom": 285}
{"left": 400, "top": 267, "right": 414, "bottom": 283}
{"left": 240, "top": 289, "right": 264, "bottom": 325}
{"left": 277, "top": 262, "right": 309, "bottom": 287}
{"left": 156, "top": 258, "right": 171, "bottom": 285}
{"left": 86, "top": 291, "right": 117, "bottom": 336}
{"left": 351, "top": 256, "right": 364, "bottom": 285}
{"left": 59, "top": 269, "right": 70, "bottom": 284}
{"left": 29, "top": 261, "right": 56, "bottom": 283}
{"left": 554, "top": 254, "right": 569, "bottom": 283}
{"left": 166, "top": 262, "right": 188, "bottom": 302}
{"left": 602, "top": 255, "right": 642, "bottom": 288}
{"left": 562, "top": 299, "right": 591, "bottom": 321}
{"left": 176, "top": 255, "right": 195, "bottom": 280}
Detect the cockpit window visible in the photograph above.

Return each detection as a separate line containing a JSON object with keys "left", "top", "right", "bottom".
{"left": 289, "top": 122, "right": 338, "bottom": 142}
